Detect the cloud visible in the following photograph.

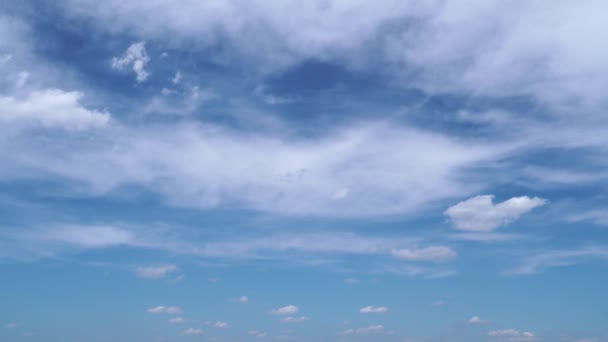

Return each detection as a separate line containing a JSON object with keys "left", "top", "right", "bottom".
{"left": 468, "top": 316, "right": 489, "bottom": 324}
{"left": 111, "top": 42, "right": 150, "bottom": 82}
{"left": 344, "top": 278, "right": 359, "bottom": 284}
{"left": 169, "top": 317, "right": 185, "bottom": 324}
{"left": 281, "top": 316, "right": 310, "bottom": 323}
{"left": 342, "top": 325, "right": 386, "bottom": 335}
{"left": 359, "top": 306, "right": 388, "bottom": 313}
{"left": 147, "top": 306, "right": 183, "bottom": 314}
{"left": 390, "top": 246, "right": 457, "bottom": 262}
{"left": 488, "top": 329, "right": 536, "bottom": 341}
{"left": 445, "top": 195, "right": 546, "bottom": 232}
{"left": 271, "top": 305, "right": 298, "bottom": 315}
{"left": 506, "top": 247, "right": 608, "bottom": 275}
{"left": 249, "top": 330, "right": 267, "bottom": 338}
{"left": 209, "top": 321, "right": 229, "bottom": 328}
{"left": 43, "top": 225, "right": 134, "bottom": 248}
{"left": 0, "top": 89, "right": 110, "bottom": 130}
{"left": 135, "top": 264, "right": 178, "bottom": 279}
{"left": 6, "top": 323, "right": 17, "bottom": 328}
{"left": 181, "top": 328, "right": 203, "bottom": 335}
{"left": 232, "top": 296, "right": 248, "bottom": 303}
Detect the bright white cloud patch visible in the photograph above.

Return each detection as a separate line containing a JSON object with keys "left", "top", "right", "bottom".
{"left": 488, "top": 329, "right": 535, "bottom": 341}
{"left": 359, "top": 306, "right": 388, "bottom": 313}
{"left": 271, "top": 305, "right": 298, "bottom": 315}
{"left": 390, "top": 246, "right": 457, "bottom": 262}
{"left": 147, "top": 306, "right": 183, "bottom": 314}
{"left": 112, "top": 42, "right": 150, "bottom": 82}
{"left": 0, "top": 89, "right": 110, "bottom": 130}
{"left": 135, "top": 264, "right": 178, "bottom": 279}
{"left": 445, "top": 195, "right": 546, "bottom": 232}
{"left": 46, "top": 225, "right": 133, "bottom": 248}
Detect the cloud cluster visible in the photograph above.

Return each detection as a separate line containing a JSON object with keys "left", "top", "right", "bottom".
{"left": 488, "top": 329, "right": 535, "bottom": 341}
{"left": 445, "top": 195, "right": 546, "bottom": 232}
{"left": 359, "top": 306, "right": 388, "bottom": 313}
{"left": 147, "top": 306, "right": 183, "bottom": 314}
{"left": 111, "top": 42, "right": 150, "bottom": 82}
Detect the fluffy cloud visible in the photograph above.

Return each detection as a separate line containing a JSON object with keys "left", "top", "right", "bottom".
{"left": 445, "top": 195, "right": 546, "bottom": 232}
{"left": 147, "top": 306, "right": 183, "bottom": 314}
{"left": 359, "top": 306, "right": 388, "bottom": 313}
{"left": 488, "top": 329, "right": 535, "bottom": 341}
{"left": 111, "top": 42, "right": 150, "bottom": 82}
{"left": 135, "top": 264, "right": 178, "bottom": 279}
{"left": 281, "top": 316, "right": 310, "bottom": 323}
{"left": 390, "top": 246, "right": 457, "bottom": 262}
{"left": 181, "top": 328, "right": 203, "bottom": 335}
{"left": 0, "top": 89, "right": 110, "bottom": 130}
{"left": 271, "top": 305, "right": 298, "bottom": 315}
{"left": 169, "top": 317, "right": 185, "bottom": 324}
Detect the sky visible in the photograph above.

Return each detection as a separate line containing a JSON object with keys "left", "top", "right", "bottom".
{"left": 0, "top": 1, "right": 607, "bottom": 341}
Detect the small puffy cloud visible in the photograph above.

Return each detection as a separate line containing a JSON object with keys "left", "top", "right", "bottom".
{"left": 488, "top": 329, "right": 536, "bottom": 341}
{"left": 445, "top": 195, "right": 546, "bottom": 232}
{"left": 232, "top": 296, "right": 248, "bottom": 303}
{"left": 282, "top": 316, "right": 310, "bottom": 323}
{"left": 359, "top": 306, "right": 388, "bottom": 313}
{"left": 249, "top": 330, "right": 267, "bottom": 338}
{"left": 136, "top": 264, "right": 178, "bottom": 279}
{"left": 0, "top": 89, "right": 110, "bottom": 130}
{"left": 342, "top": 325, "right": 386, "bottom": 335}
{"left": 271, "top": 305, "right": 298, "bottom": 315}
{"left": 169, "top": 317, "right": 185, "bottom": 324}
{"left": 172, "top": 71, "right": 182, "bottom": 84}
{"left": 181, "top": 328, "right": 203, "bottom": 335}
{"left": 112, "top": 42, "right": 150, "bottom": 82}
{"left": 147, "top": 306, "right": 183, "bottom": 314}
{"left": 391, "top": 246, "right": 457, "bottom": 262}
{"left": 468, "top": 316, "right": 489, "bottom": 324}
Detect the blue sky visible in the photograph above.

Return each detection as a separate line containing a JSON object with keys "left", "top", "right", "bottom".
{"left": 1, "top": 1, "right": 607, "bottom": 341}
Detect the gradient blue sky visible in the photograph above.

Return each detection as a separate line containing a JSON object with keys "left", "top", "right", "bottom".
{"left": 1, "top": 1, "right": 608, "bottom": 341}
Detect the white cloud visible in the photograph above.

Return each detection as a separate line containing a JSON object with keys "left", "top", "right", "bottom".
{"left": 271, "top": 305, "right": 298, "bottom": 315}
{"left": 181, "top": 328, "right": 203, "bottom": 335}
{"left": 44, "top": 225, "right": 133, "bottom": 248}
{"left": 359, "top": 306, "right": 388, "bottom": 313}
{"left": 136, "top": 264, "right": 178, "bottom": 279}
{"left": 172, "top": 71, "right": 182, "bottom": 84}
{"left": 390, "top": 246, "right": 457, "bottom": 262}
{"left": 210, "top": 321, "right": 229, "bottom": 328}
{"left": 249, "top": 330, "right": 267, "bottom": 338}
{"left": 506, "top": 247, "right": 608, "bottom": 275}
{"left": 112, "top": 42, "right": 150, "bottom": 82}
{"left": 0, "top": 89, "right": 110, "bottom": 130}
{"left": 342, "top": 325, "right": 386, "bottom": 335}
{"left": 282, "top": 316, "right": 310, "bottom": 323}
{"left": 232, "top": 296, "right": 248, "bottom": 303}
{"left": 169, "top": 317, "right": 185, "bottom": 324}
{"left": 445, "top": 195, "right": 546, "bottom": 232}
{"left": 468, "top": 316, "right": 489, "bottom": 324}
{"left": 488, "top": 329, "right": 535, "bottom": 341}
{"left": 147, "top": 306, "right": 183, "bottom": 314}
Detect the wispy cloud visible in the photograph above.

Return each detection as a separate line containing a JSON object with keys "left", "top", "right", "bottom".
{"left": 506, "top": 247, "right": 608, "bottom": 275}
